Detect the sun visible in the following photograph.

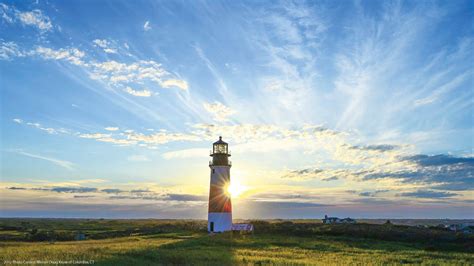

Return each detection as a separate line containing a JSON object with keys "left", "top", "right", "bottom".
{"left": 225, "top": 180, "right": 247, "bottom": 198}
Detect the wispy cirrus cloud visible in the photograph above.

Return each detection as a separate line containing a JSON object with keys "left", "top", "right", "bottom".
{"left": 12, "top": 118, "right": 67, "bottom": 134}
{"left": 332, "top": 2, "right": 472, "bottom": 137}
{"left": 123, "top": 86, "right": 153, "bottom": 97}
{"left": 233, "top": 2, "right": 327, "bottom": 125}
{"left": 0, "top": 43, "right": 189, "bottom": 94}
{"left": 12, "top": 150, "right": 75, "bottom": 170}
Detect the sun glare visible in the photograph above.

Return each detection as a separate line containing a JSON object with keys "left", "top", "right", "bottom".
{"left": 225, "top": 180, "right": 247, "bottom": 198}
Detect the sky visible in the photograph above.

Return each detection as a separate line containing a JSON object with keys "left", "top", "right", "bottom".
{"left": 0, "top": 0, "right": 473, "bottom": 219}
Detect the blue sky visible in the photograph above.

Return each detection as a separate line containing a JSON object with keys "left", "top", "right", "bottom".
{"left": 1, "top": 0, "right": 473, "bottom": 219}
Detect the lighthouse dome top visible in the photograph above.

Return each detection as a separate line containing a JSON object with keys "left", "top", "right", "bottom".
{"left": 213, "top": 136, "right": 227, "bottom": 145}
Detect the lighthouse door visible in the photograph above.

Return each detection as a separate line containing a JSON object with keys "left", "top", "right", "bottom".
{"left": 210, "top": 222, "right": 214, "bottom": 232}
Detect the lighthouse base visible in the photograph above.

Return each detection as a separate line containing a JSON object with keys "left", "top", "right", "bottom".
{"left": 208, "top": 212, "right": 232, "bottom": 232}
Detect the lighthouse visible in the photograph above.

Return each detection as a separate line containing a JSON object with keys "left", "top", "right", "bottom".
{"left": 208, "top": 136, "right": 232, "bottom": 232}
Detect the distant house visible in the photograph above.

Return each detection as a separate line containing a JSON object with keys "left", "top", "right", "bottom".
{"left": 323, "top": 215, "right": 340, "bottom": 224}
{"left": 340, "top": 218, "right": 356, "bottom": 224}
{"left": 322, "top": 215, "right": 356, "bottom": 224}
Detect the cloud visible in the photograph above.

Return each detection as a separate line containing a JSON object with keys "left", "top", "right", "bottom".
{"left": 124, "top": 86, "right": 153, "bottom": 97}
{"left": 93, "top": 39, "right": 117, "bottom": 54}
{"left": 232, "top": 2, "right": 327, "bottom": 122}
{"left": 3, "top": 183, "right": 471, "bottom": 219}
{"left": 242, "top": 200, "right": 329, "bottom": 209}
{"left": 7, "top": 187, "right": 26, "bottom": 190}
{"left": 403, "top": 154, "right": 474, "bottom": 167}
{"left": 349, "top": 144, "right": 398, "bottom": 152}
{"left": 359, "top": 190, "right": 389, "bottom": 197}
{"left": 161, "top": 79, "right": 188, "bottom": 90}
{"left": 165, "top": 194, "right": 207, "bottom": 202}
{"left": 93, "top": 39, "right": 108, "bottom": 48}
{"left": 17, "top": 10, "right": 52, "bottom": 32}
{"left": 79, "top": 132, "right": 135, "bottom": 146}
{"left": 104, "top": 127, "right": 119, "bottom": 131}
{"left": 10, "top": 186, "right": 97, "bottom": 193}
{"left": 1, "top": 44, "right": 188, "bottom": 94}
{"left": 0, "top": 42, "right": 25, "bottom": 60}
{"left": 74, "top": 195, "right": 95, "bottom": 198}
{"left": 11, "top": 117, "right": 473, "bottom": 200}
{"left": 191, "top": 123, "right": 341, "bottom": 144}
{"left": 130, "top": 189, "right": 150, "bottom": 193}
{"left": 78, "top": 129, "right": 200, "bottom": 147}
{"left": 351, "top": 198, "right": 397, "bottom": 205}
{"left": 1, "top": 4, "right": 53, "bottom": 32}
{"left": 50, "top": 187, "right": 97, "bottom": 193}
{"left": 35, "top": 46, "right": 85, "bottom": 66}
{"left": 23, "top": 121, "right": 62, "bottom": 134}
{"left": 413, "top": 70, "right": 472, "bottom": 107}
{"left": 0, "top": 3, "right": 13, "bottom": 23}
{"left": 322, "top": 176, "right": 338, "bottom": 182}
{"left": 16, "top": 118, "right": 345, "bottom": 151}
{"left": 90, "top": 60, "right": 186, "bottom": 92}
{"left": 14, "top": 150, "right": 75, "bottom": 170}
{"left": 101, "top": 188, "right": 125, "bottom": 194}
{"left": 79, "top": 133, "right": 112, "bottom": 139}
{"left": 283, "top": 168, "right": 355, "bottom": 182}
{"left": 124, "top": 130, "right": 201, "bottom": 145}
{"left": 143, "top": 21, "right": 151, "bottom": 31}
{"left": 398, "top": 190, "right": 458, "bottom": 199}
{"left": 362, "top": 154, "right": 474, "bottom": 191}
{"left": 203, "top": 101, "right": 235, "bottom": 122}
{"left": 12, "top": 118, "right": 23, "bottom": 124}
{"left": 283, "top": 168, "right": 324, "bottom": 180}
{"left": 109, "top": 193, "right": 207, "bottom": 202}
{"left": 16, "top": 118, "right": 201, "bottom": 147}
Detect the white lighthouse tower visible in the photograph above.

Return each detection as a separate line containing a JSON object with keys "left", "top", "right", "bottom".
{"left": 208, "top": 136, "right": 232, "bottom": 232}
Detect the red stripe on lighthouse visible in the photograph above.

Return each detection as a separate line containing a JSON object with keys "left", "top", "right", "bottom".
{"left": 208, "top": 185, "right": 232, "bottom": 213}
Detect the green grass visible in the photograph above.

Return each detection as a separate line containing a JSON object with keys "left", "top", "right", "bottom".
{"left": 0, "top": 219, "right": 473, "bottom": 265}
{"left": 1, "top": 233, "right": 473, "bottom": 265}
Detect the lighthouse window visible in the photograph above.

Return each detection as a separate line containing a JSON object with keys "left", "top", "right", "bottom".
{"left": 212, "top": 169, "right": 215, "bottom": 174}
{"left": 214, "top": 144, "right": 227, "bottom": 154}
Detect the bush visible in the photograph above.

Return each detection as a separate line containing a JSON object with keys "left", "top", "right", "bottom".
{"left": 246, "top": 220, "right": 473, "bottom": 244}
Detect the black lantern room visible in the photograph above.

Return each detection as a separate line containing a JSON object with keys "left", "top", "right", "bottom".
{"left": 210, "top": 136, "right": 231, "bottom": 166}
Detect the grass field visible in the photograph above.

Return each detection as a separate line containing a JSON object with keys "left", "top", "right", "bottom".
{"left": 1, "top": 219, "right": 473, "bottom": 265}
